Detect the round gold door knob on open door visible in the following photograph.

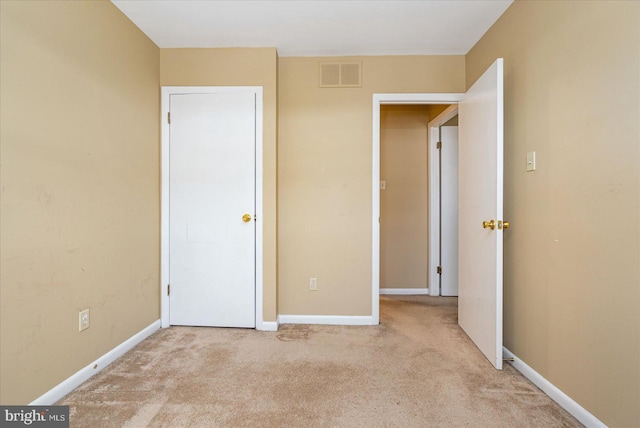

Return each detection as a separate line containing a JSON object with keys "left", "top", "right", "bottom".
{"left": 242, "top": 214, "right": 252, "bottom": 223}
{"left": 482, "top": 220, "right": 496, "bottom": 230}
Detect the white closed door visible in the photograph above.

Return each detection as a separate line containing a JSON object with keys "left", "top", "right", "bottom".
{"left": 440, "top": 125, "right": 459, "bottom": 297}
{"left": 169, "top": 92, "right": 256, "bottom": 328}
{"left": 458, "top": 58, "right": 504, "bottom": 369}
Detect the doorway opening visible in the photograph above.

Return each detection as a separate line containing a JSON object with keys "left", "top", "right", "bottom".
{"left": 379, "top": 105, "right": 457, "bottom": 298}
{"left": 372, "top": 93, "right": 463, "bottom": 324}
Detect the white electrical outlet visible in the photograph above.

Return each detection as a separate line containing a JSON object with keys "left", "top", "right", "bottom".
{"left": 79, "top": 309, "right": 90, "bottom": 332}
{"left": 309, "top": 277, "right": 318, "bottom": 291}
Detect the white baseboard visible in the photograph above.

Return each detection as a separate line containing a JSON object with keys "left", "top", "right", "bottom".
{"left": 30, "top": 320, "right": 161, "bottom": 405}
{"left": 257, "top": 319, "right": 279, "bottom": 331}
{"left": 380, "top": 288, "right": 429, "bottom": 295}
{"left": 503, "top": 347, "right": 607, "bottom": 428}
{"left": 278, "top": 315, "right": 374, "bottom": 326}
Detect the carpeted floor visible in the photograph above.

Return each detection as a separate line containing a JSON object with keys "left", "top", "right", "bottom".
{"left": 59, "top": 296, "right": 582, "bottom": 427}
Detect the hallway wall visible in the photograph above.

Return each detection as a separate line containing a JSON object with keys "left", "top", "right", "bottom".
{"left": 380, "top": 105, "right": 430, "bottom": 291}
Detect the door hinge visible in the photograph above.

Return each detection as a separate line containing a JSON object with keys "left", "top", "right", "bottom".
{"left": 167, "top": 284, "right": 170, "bottom": 296}
{"left": 167, "top": 112, "right": 171, "bottom": 124}
{"left": 437, "top": 266, "right": 442, "bottom": 275}
{"left": 436, "top": 142, "right": 442, "bottom": 150}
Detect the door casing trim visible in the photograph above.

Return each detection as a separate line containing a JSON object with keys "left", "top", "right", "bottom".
{"left": 160, "top": 86, "right": 264, "bottom": 329}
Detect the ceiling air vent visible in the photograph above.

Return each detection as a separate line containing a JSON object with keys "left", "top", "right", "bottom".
{"left": 319, "top": 61, "right": 362, "bottom": 88}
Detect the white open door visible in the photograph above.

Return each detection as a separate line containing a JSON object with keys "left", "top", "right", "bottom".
{"left": 458, "top": 58, "right": 504, "bottom": 369}
{"left": 440, "top": 124, "right": 459, "bottom": 297}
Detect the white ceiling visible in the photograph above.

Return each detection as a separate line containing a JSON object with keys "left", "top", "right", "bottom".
{"left": 111, "top": 0, "right": 513, "bottom": 57}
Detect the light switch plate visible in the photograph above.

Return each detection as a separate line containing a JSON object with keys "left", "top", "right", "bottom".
{"left": 526, "top": 151, "right": 536, "bottom": 172}
{"left": 380, "top": 180, "right": 386, "bottom": 190}
{"left": 79, "top": 308, "right": 90, "bottom": 332}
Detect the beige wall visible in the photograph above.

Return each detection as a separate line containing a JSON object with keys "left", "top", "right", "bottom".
{"left": 0, "top": 1, "right": 160, "bottom": 404}
{"left": 380, "top": 105, "right": 430, "bottom": 290}
{"left": 278, "top": 56, "right": 464, "bottom": 315}
{"left": 466, "top": 1, "right": 640, "bottom": 426}
{"left": 160, "top": 48, "right": 279, "bottom": 322}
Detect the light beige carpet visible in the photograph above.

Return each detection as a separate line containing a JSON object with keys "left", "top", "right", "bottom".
{"left": 59, "top": 296, "right": 582, "bottom": 427}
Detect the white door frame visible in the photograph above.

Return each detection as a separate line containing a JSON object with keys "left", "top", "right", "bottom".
{"left": 372, "top": 93, "right": 462, "bottom": 324}
{"left": 427, "top": 105, "right": 459, "bottom": 296}
{"left": 161, "top": 86, "right": 264, "bottom": 329}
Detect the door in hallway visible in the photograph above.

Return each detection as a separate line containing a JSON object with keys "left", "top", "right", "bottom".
{"left": 169, "top": 91, "right": 256, "bottom": 328}
{"left": 440, "top": 124, "right": 459, "bottom": 297}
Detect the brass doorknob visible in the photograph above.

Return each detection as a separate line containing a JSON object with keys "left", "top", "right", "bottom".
{"left": 482, "top": 220, "right": 496, "bottom": 230}
{"left": 498, "top": 220, "right": 510, "bottom": 230}
{"left": 242, "top": 214, "right": 252, "bottom": 223}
